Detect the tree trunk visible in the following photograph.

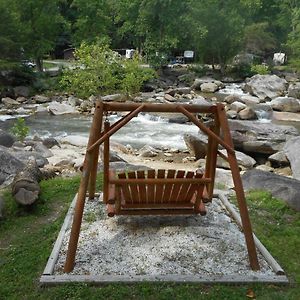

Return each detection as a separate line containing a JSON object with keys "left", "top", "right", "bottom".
{"left": 11, "top": 160, "right": 57, "bottom": 205}
{"left": 35, "top": 57, "right": 43, "bottom": 72}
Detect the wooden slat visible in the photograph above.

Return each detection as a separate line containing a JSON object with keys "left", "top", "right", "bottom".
{"left": 169, "top": 170, "right": 185, "bottom": 202}
{"left": 118, "top": 208, "right": 197, "bottom": 216}
{"left": 162, "top": 169, "right": 176, "bottom": 202}
{"left": 193, "top": 185, "right": 205, "bottom": 213}
{"left": 136, "top": 170, "right": 146, "bottom": 203}
{"left": 106, "top": 204, "right": 115, "bottom": 217}
{"left": 127, "top": 172, "right": 139, "bottom": 203}
{"left": 122, "top": 202, "right": 194, "bottom": 209}
{"left": 115, "top": 186, "right": 122, "bottom": 213}
{"left": 155, "top": 169, "right": 166, "bottom": 203}
{"left": 176, "top": 171, "right": 194, "bottom": 202}
{"left": 147, "top": 170, "right": 155, "bottom": 203}
{"left": 111, "top": 178, "right": 211, "bottom": 184}
{"left": 184, "top": 172, "right": 203, "bottom": 202}
{"left": 118, "top": 173, "right": 131, "bottom": 204}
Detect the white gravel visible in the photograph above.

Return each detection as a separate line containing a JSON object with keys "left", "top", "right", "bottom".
{"left": 54, "top": 195, "right": 274, "bottom": 277}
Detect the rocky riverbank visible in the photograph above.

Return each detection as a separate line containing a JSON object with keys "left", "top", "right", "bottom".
{"left": 1, "top": 70, "right": 300, "bottom": 212}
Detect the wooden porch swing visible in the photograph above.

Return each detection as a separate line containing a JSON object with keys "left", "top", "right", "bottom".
{"left": 63, "top": 101, "right": 260, "bottom": 273}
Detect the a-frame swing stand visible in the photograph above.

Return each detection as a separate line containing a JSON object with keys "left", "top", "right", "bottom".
{"left": 63, "top": 101, "right": 260, "bottom": 273}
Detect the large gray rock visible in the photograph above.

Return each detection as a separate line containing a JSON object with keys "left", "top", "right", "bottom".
{"left": 200, "top": 82, "right": 219, "bottom": 93}
{"left": 184, "top": 133, "right": 207, "bottom": 159}
{"left": 240, "top": 95, "right": 260, "bottom": 105}
{"left": 284, "top": 136, "right": 300, "bottom": 180}
{"left": 288, "top": 82, "right": 300, "bottom": 99}
{"left": 224, "top": 94, "right": 242, "bottom": 104}
{"left": 238, "top": 107, "right": 257, "bottom": 120}
{"left": 1, "top": 97, "right": 19, "bottom": 108}
{"left": 268, "top": 151, "right": 290, "bottom": 167}
{"left": 0, "top": 130, "right": 15, "bottom": 147}
{"left": 244, "top": 75, "right": 288, "bottom": 100}
{"left": 269, "top": 97, "right": 300, "bottom": 112}
{"left": 102, "top": 94, "right": 127, "bottom": 102}
{"left": 48, "top": 101, "right": 79, "bottom": 115}
{"left": 190, "top": 96, "right": 212, "bottom": 106}
{"left": 217, "top": 149, "right": 256, "bottom": 170}
{"left": 242, "top": 169, "right": 300, "bottom": 211}
{"left": 138, "top": 145, "right": 160, "bottom": 157}
{"left": 230, "top": 101, "right": 247, "bottom": 113}
{"left": 0, "top": 148, "right": 25, "bottom": 184}
{"left": 60, "top": 135, "right": 88, "bottom": 147}
{"left": 33, "top": 95, "right": 50, "bottom": 104}
{"left": 228, "top": 120, "right": 298, "bottom": 154}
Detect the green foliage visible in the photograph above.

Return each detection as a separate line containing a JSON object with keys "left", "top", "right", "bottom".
{"left": 10, "top": 118, "right": 29, "bottom": 142}
{"left": 61, "top": 42, "right": 156, "bottom": 98}
{"left": 251, "top": 64, "right": 271, "bottom": 75}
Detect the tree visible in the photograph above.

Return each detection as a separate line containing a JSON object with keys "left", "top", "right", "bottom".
{"left": 13, "top": 0, "right": 64, "bottom": 72}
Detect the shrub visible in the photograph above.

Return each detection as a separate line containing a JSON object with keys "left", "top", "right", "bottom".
{"left": 250, "top": 64, "right": 270, "bottom": 75}
{"left": 60, "top": 42, "right": 156, "bottom": 98}
{"left": 10, "top": 118, "right": 29, "bottom": 142}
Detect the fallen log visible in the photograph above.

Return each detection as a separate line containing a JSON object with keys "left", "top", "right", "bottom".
{"left": 11, "top": 160, "right": 57, "bottom": 205}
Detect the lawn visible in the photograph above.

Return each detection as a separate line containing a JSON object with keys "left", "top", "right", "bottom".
{"left": 0, "top": 175, "right": 299, "bottom": 300}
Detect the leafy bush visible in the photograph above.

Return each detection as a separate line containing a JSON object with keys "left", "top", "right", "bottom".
{"left": 10, "top": 118, "right": 29, "bottom": 142}
{"left": 60, "top": 42, "right": 156, "bottom": 98}
{"left": 250, "top": 64, "right": 270, "bottom": 75}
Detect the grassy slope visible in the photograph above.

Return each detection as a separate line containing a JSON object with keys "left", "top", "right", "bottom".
{"left": 0, "top": 176, "right": 299, "bottom": 300}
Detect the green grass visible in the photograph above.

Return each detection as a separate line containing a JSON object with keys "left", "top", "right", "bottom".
{"left": 0, "top": 178, "right": 299, "bottom": 299}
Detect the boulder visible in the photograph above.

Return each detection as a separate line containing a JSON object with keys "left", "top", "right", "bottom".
{"left": 226, "top": 110, "right": 238, "bottom": 119}
{"left": 14, "top": 86, "right": 30, "bottom": 97}
{"left": 228, "top": 120, "right": 298, "bottom": 154}
{"left": 166, "top": 87, "right": 191, "bottom": 96}
{"left": 224, "top": 94, "right": 242, "bottom": 104}
{"left": 288, "top": 82, "right": 300, "bottom": 99}
{"left": 244, "top": 74, "right": 288, "bottom": 100}
{"left": 102, "top": 94, "right": 127, "bottom": 102}
{"left": 200, "top": 82, "right": 219, "bottom": 93}
{"left": 240, "top": 95, "right": 260, "bottom": 105}
{"left": 1, "top": 97, "right": 19, "bottom": 108}
{"left": 272, "top": 111, "right": 300, "bottom": 122}
{"left": 67, "top": 95, "right": 81, "bottom": 107}
{"left": 42, "top": 137, "right": 60, "bottom": 149}
{"left": 242, "top": 169, "right": 300, "bottom": 211}
{"left": 0, "top": 130, "right": 15, "bottom": 147}
{"left": 60, "top": 135, "right": 88, "bottom": 147}
{"left": 16, "top": 97, "right": 27, "bottom": 103}
{"left": 33, "top": 95, "right": 50, "bottom": 104}
{"left": 184, "top": 133, "right": 207, "bottom": 159}
{"left": 0, "top": 147, "right": 25, "bottom": 185}
{"left": 238, "top": 107, "right": 257, "bottom": 120}
{"left": 284, "top": 136, "right": 300, "bottom": 180}
{"left": 217, "top": 149, "right": 256, "bottom": 169}
{"left": 230, "top": 101, "right": 246, "bottom": 112}
{"left": 269, "top": 97, "right": 300, "bottom": 112}
{"left": 268, "top": 151, "right": 290, "bottom": 167}
{"left": 80, "top": 100, "right": 93, "bottom": 112}
{"left": 164, "top": 94, "right": 176, "bottom": 102}
{"left": 48, "top": 101, "right": 79, "bottom": 115}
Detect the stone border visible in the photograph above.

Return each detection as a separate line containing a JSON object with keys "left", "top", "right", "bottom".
{"left": 40, "top": 192, "right": 289, "bottom": 285}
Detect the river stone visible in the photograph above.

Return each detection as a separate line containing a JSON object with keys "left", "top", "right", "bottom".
{"left": 0, "top": 130, "right": 15, "bottom": 147}
{"left": 269, "top": 97, "right": 300, "bottom": 112}
{"left": 68, "top": 95, "right": 81, "bottom": 107}
{"left": 200, "top": 82, "right": 219, "bottom": 93}
{"left": 191, "top": 96, "right": 212, "bottom": 106}
{"left": 240, "top": 95, "right": 260, "bottom": 105}
{"left": 42, "top": 137, "right": 60, "bottom": 149}
{"left": 34, "top": 95, "right": 50, "bottom": 104}
{"left": 60, "top": 135, "right": 88, "bottom": 147}
{"left": 16, "top": 97, "right": 27, "bottom": 103}
{"left": 224, "top": 94, "right": 242, "bottom": 104}
{"left": 228, "top": 120, "right": 298, "bottom": 154}
{"left": 164, "top": 94, "right": 176, "bottom": 102}
{"left": 288, "top": 82, "right": 300, "bottom": 99}
{"left": 14, "top": 86, "right": 30, "bottom": 97}
{"left": 0, "top": 147, "right": 25, "bottom": 184}
{"left": 230, "top": 101, "right": 246, "bottom": 112}
{"left": 48, "top": 101, "right": 79, "bottom": 115}
{"left": 80, "top": 100, "right": 93, "bottom": 112}
{"left": 12, "top": 150, "right": 48, "bottom": 167}
{"left": 283, "top": 136, "right": 300, "bottom": 180}
{"left": 268, "top": 151, "right": 290, "bottom": 167}
{"left": 166, "top": 87, "right": 191, "bottom": 96}
{"left": 1, "top": 97, "right": 19, "bottom": 108}
{"left": 272, "top": 111, "right": 300, "bottom": 122}
{"left": 226, "top": 110, "right": 238, "bottom": 119}
{"left": 242, "top": 169, "right": 300, "bottom": 211}
{"left": 102, "top": 94, "right": 127, "bottom": 102}
{"left": 138, "top": 145, "right": 160, "bottom": 158}
{"left": 238, "top": 107, "right": 257, "bottom": 120}
{"left": 183, "top": 133, "right": 207, "bottom": 159}
{"left": 217, "top": 149, "right": 256, "bottom": 170}
{"left": 244, "top": 74, "right": 288, "bottom": 100}
{"left": 32, "top": 142, "right": 53, "bottom": 158}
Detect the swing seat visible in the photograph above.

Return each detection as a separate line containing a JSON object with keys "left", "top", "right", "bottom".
{"left": 104, "top": 169, "right": 211, "bottom": 217}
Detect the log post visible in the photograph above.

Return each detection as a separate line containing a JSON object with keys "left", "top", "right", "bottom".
{"left": 88, "top": 101, "right": 104, "bottom": 200}
{"left": 103, "top": 120, "right": 110, "bottom": 204}
{"left": 216, "top": 103, "right": 260, "bottom": 271}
